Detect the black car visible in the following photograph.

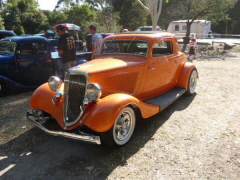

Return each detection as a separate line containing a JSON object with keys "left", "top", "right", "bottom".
{"left": 0, "top": 30, "right": 16, "bottom": 39}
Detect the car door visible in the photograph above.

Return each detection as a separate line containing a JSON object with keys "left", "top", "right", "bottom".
{"left": 16, "top": 41, "right": 53, "bottom": 86}
{"left": 143, "top": 40, "right": 178, "bottom": 99}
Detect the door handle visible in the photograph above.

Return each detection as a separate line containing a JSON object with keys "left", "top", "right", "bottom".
{"left": 149, "top": 67, "right": 156, "bottom": 70}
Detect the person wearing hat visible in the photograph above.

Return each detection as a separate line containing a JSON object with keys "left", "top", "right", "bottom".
{"left": 57, "top": 25, "right": 76, "bottom": 76}
{"left": 122, "top": 29, "right": 129, "bottom": 33}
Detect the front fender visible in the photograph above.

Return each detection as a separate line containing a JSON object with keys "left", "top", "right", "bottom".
{"left": 30, "top": 86, "right": 159, "bottom": 133}
{"left": 30, "top": 83, "right": 65, "bottom": 129}
{"left": 76, "top": 93, "right": 160, "bottom": 133}
{"left": 177, "top": 62, "right": 198, "bottom": 89}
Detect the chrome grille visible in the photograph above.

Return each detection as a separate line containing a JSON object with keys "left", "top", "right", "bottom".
{"left": 64, "top": 71, "right": 87, "bottom": 126}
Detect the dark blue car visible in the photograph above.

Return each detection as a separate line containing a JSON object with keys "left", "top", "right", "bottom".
{"left": 0, "top": 36, "right": 91, "bottom": 96}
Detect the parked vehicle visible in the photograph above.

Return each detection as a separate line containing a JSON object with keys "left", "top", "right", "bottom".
{"left": 0, "top": 36, "right": 91, "bottom": 96}
{"left": 48, "top": 39, "right": 58, "bottom": 52}
{"left": 135, "top": 26, "right": 161, "bottom": 31}
{"left": 212, "top": 32, "right": 221, "bottom": 38}
{"left": 167, "top": 20, "right": 211, "bottom": 38}
{"left": 27, "top": 32, "right": 198, "bottom": 147}
{"left": 0, "top": 30, "right": 16, "bottom": 39}
{"left": 33, "top": 33, "right": 45, "bottom": 37}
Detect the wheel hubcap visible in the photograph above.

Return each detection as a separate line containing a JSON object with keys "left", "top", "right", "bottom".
{"left": 115, "top": 111, "right": 132, "bottom": 141}
{"left": 189, "top": 70, "right": 197, "bottom": 94}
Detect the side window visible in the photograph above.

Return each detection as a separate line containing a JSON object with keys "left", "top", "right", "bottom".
{"left": 152, "top": 41, "right": 173, "bottom": 57}
{"left": 20, "top": 42, "right": 48, "bottom": 55}
{"left": 175, "top": 25, "right": 179, "bottom": 31}
{"left": 182, "top": 26, "right": 187, "bottom": 31}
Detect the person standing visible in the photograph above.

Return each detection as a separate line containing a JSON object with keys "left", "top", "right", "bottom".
{"left": 57, "top": 25, "right": 76, "bottom": 75}
{"left": 188, "top": 33, "right": 197, "bottom": 61}
{"left": 88, "top": 25, "right": 103, "bottom": 59}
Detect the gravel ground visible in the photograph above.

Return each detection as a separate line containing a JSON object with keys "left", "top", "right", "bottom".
{"left": 0, "top": 52, "right": 240, "bottom": 180}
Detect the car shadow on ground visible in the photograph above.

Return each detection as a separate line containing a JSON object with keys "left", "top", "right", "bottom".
{"left": 0, "top": 93, "right": 196, "bottom": 180}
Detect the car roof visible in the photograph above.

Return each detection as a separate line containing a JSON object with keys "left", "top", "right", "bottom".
{"left": 0, "top": 30, "right": 16, "bottom": 35}
{"left": 1, "top": 36, "right": 48, "bottom": 43}
{"left": 105, "top": 31, "right": 174, "bottom": 41}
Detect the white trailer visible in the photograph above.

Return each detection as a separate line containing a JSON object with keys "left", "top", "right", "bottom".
{"left": 167, "top": 20, "right": 211, "bottom": 39}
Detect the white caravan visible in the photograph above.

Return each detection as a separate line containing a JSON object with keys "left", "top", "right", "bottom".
{"left": 167, "top": 20, "right": 211, "bottom": 39}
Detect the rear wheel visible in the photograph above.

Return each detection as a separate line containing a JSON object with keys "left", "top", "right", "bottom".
{"left": 100, "top": 107, "right": 136, "bottom": 148}
{"left": 186, "top": 69, "right": 198, "bottom": 95}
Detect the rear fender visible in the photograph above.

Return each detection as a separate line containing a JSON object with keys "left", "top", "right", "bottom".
{"left": 78, "top": 94, "right": 160, "bottom": 133}
{"left": 177, "top": 62, "right": 198, "bottom": 89}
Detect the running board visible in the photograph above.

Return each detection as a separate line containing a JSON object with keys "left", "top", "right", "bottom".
{"left": 144, "top": 87, "right": 186, "bottom": 112}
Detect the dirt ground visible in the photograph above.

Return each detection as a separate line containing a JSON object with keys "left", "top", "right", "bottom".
{"left": 0, "top": 52, "right": 240, "bottom": 180}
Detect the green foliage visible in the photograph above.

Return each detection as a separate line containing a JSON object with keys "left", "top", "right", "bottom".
{"left": 159, "top": 0, "right": 236, "bottom": 35}
{"left": 65, "top": 4, "right": 95, "bottom": 30}
{"left": 21, "top": 10, "right": 49, "bottom": 34}
{"left": 0, "top": 16, "right": 5, "bottom": 30}
{"left": 212, "top": 1, "right": 240, "bottom": 34}
{"left": 1, "top": 0, "right": 49, "bottom": 34}
{"left": 43, "top": 10, "right": 67, "bottom": 26}
{"left": 14, "top": 26, "right": 25, "bottom": 35}
{"left": 113, "top": 0, "right": 148, "bottom": 31}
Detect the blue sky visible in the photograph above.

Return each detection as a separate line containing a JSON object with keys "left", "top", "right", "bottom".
{"left": 38, "top": 0, "right": 58, "bottom": 11}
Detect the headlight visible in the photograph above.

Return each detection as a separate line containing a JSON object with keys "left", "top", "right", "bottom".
{"left": 86, "top": 83, "right": 102, "bottom": 101}
{"left": 48, "top": 76, "right": 63, "bottom": 92}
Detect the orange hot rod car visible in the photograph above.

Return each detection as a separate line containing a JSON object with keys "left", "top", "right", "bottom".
{"left": 26, "top": 32, "right": 198, "bottom": 147}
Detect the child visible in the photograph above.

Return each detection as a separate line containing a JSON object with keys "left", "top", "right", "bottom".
{"left": 188, "top": 33, "right": 197, "bottom": 61}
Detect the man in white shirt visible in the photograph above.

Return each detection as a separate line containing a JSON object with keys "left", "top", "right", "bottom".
{"left": 88, "top": 25, "right": 103, "bottom": 59}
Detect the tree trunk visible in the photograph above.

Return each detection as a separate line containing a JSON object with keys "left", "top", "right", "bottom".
{"left": 181, "top": 21, "right": 192, "bottom": 52}
{"left": 152, "top": 14, "right": 157, "bottom": 31}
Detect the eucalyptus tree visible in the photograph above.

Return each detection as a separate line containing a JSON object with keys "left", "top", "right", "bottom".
{"left": 137, "top": 0, "right": 164, "bottom": 31}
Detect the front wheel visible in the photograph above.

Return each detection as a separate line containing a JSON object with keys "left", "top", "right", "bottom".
{"left": 100, "top": 107, "right": 136, "bottom": 148}
{"left": 186, "top": 69, "right": 198, "bottom": 95}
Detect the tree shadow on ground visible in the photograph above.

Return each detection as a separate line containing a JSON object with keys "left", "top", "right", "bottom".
{"left": 0, "top": 94, "right": 196, "bottom": 180}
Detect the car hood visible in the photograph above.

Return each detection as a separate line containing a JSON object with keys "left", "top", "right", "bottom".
{"left": 71, "top": 55, "right": 145, "bottom": 74}
{"left": 0, "top": 54, "right": 15, "bottom": 64}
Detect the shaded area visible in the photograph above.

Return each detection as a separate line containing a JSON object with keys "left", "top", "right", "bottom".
{"left": 0, "top": 93, "right": 196, "bottom": 180}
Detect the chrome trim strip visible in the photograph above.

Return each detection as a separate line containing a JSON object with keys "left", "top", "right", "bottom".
{"left": 63, "top": 70, "right": 89, "bottom": 127}
{"left": 26, "top": 112, "right": 100, "bottom": 145}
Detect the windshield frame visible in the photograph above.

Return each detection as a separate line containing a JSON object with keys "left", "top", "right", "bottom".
{"left": 101, "top": 39, "right": 149, "bottom": 58}
{"left": 0, "top": 41, "right": 17, "bottom": 55}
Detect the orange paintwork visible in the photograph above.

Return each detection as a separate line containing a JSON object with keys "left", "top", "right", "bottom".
{"left": 29, "top": 32, "right": 196, "bottom": 132}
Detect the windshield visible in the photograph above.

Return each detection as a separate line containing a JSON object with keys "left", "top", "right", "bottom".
{"left": 102, "top": 40, "right": 149, "bottom": 57}
{"left": 0, "top": 41, "right": 17, "bottom": 54}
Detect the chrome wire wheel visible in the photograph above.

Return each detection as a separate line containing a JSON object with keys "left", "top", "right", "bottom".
{"left": 187, "top": 69, "right": 198, "bottom": 95}
{"left": 100, "top": 107, "right": 136, "bottom": 147}
{"left": 113, "top": 107, "right": 135, "bottom": 145}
